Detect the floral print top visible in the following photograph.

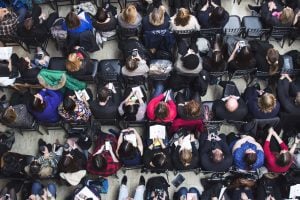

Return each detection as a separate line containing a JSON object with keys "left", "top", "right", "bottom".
{"left": 59, "top": 99, "right": 92, "bottom": 122}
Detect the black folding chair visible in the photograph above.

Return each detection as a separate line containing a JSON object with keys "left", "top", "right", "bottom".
{"left": 224, "top": 15, "right": 243, "bottom": 36}
{"left": 0, "top": 35, "right": 28, "bottom": 52}
{"left": 229, "top": 68, "right": 257, "bottom": 84}
{"left": 242, "top": 16, "right": 270, "bottom": 40}
{"left": 199, "top": 28, "right": 222, "bottom": 42}
{"left": 266, "top": 26, "right": 295, "bottom": 48}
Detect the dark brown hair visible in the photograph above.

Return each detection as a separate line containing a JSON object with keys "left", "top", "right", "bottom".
{"left": 125, "top": 57, "right": 139, "bottom": 71}
{"left": 98, "top": 87, "right": 110, "bottom": 102}
{"left": 2, "top": 107, "right": 16, "bottom": 124}
{"left": 95, "top": 7, "right": 108, "bottom": 23}
{"left": 275, "top": 152, "right": 292, "bottom": 167}
{"left": 154, "top": 102, "right": 169, "bottom": 120}
{"left": 65, "top": 12, "right": 80, "bottom": 29}
{"left": 184, "top": 100, "right": 201, "bottom": 118}
{"left": 267, "top": 48, "right": 280, "bottom": 75}
{"left": 244, "top": 152, "right": 257, "bottom": 170}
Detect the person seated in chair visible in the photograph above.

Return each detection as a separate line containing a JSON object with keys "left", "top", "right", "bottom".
{"left": 28, "top": 89, "right": 63, "bottom": 123}
{"left": 171, "top": 130, "right": 199, "bottom": 170}
{"left": 0, "top": 55, "right": 17, "bottom": 87}
{"left": 66, "top": 46, "right": 92, "bottom": 76}
{"left": 58, "top": 90, "right": 92, "bottom": 123}
{"left": 260, "top": 2, "right": 294, "bottom": 27}
{"left": 175, "top": 40, "right": 203, "bottom": 75}
{"left": 143, "top": 134, "right": 172, "bottom": 171}
{"left": 11, "top": 53, "right": 40, "bottom": 84}
{"left": 121, "top": 49, "right": 149, "bottom": 77}
{"left": 243, "top": 84, "right": 280, "bottom": 119}
{"left": 0, "top": 8, "right": 18, "bottom": 37}
{"left": 142, "top": 5, "right": 175, "bottom": 58}
{"left": 117, "top": 175, "right": 146, "bottom": 200}
{"left": 17, "top": 5, "right": 58, "bottom": 46}
{"left": 118, "top": 87, "right": 147, "bottom": 121}
{"left": 118, "top": 4, "right": 142, "bottom": 29}
{"left": 87, "top": 132, "right": 121, "bottom": 177}
{"left": 1, "top": 104, "right": 34, "bottom": 129}
{"left": 212, "top": 81, "right": 248, "bottom": 121}
{"left": 277, "top": 74, "right": 300, "bottom": 114}
{"left": 227, "top": 176, "right": 255, "bottom": 200}
{"left": 175, "top": 89, "right": 202, "bottom": 120}
{"left": 249, "top": 40, "right": 283, "bottom": 75}
{"left": 90, "top": 83, "right": 121, "bottom": 119}
{"left": 228, "top": 133, "right": 264, "bottom": 171}
{"left": 225, "top": 36, "right": 256, "bottom": 74}
{"left": 147, "top": 90, "right": 177, "bottom": 122}
{"left": 58, "top": 139, "right": 87, "bottom": 186}
{"left": 92, "top": 6, "right": 117, "bottom": 41}
{"left": 197, "top": 0, "right": 229, "bottom": 28}
{"left": 63, "top": 11, "right": 99, "bottom": 52}
{"left": 264, "top": 127, "right": 300, "bottom": 173}
{"left": 199, "top": 131, "right": 233, "bottom": 172}
{"left": 118, "top": 37, "right": 150, "bottom": 62}
{"left": 116, "top": 128, "right": 144, "bottom": 167}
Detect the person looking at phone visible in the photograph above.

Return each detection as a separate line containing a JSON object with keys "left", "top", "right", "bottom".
{"left": 197, "top": 0, "right": 229, "bottom": 28}
{"left": 0, "top": 8, "right": 18, "bottom": 37}
{"left": 121, "top": 49, "right": 149, "bottom": 77}
{"left": 118, "top": 87, "right": 147, "bottom": 121}
{"left": 87, "top": 132, "right": 121, "bottom": 177}
{"left": 116, "top": 128, "right": 144, "bottom": 166}
{"left": 147, "top": 90, "right": 177, "bottom": 122}
{"left": 264, "top": 127, "right": 300, "bottom": 173}
{"left": 28, "top": 89, "right": 63, "bottom": 123}
{"left": 248, "top": 40, "right": 283, "bottom": 75}
{"left": 224, "top": 36, "right": 256, "bottom": 74}
{"left": 90, "top": 83, "right": 122, "bottom": 119}
{"left": 277, "top": 73, "right": 300, "bottom": 114}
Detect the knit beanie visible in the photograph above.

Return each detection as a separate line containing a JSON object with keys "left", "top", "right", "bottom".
{"left": 181, "top": 54, "right": 199, "bottom": 70}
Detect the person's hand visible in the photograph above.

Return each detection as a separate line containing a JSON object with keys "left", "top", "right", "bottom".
{"left": 190, "top": 134, "right": 195, "bottom": 141}
{"left": 295, "top": 137, "right": 300, "bottom": 144}
{"left": 268, "top": 1, "right": 276, "bottom": 11}
{"left": 158, "top": 138, "right": 163, "bottom": 145}
{"left": 34, "top": 93, "right": 44, "bottom": 103}
{"left": 28, "top": 194, "right": 36, "bottom": 200}
{"left": 257, "top": 90, "right": 264, "bottom": 95}
{"left": 178, "top": 137, "right": 183, "bottom": 145}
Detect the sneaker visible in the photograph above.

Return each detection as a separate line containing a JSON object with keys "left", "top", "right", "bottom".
{"left": 139, "top": 176, "right": 145, "bottom": 185}
{"left": 121, "top": 176, "right": 127, "bottom": 185}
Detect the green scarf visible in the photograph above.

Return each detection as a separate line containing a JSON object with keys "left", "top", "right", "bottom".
{"left": 37, "top": 69, "right": 86, "bottom": 91}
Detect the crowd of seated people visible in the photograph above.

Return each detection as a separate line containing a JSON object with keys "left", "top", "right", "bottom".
{"left": 0, "top": 0, "right": 300, "bottom": 199}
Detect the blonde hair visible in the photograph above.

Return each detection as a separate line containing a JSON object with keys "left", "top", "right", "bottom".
{"left": 180, "top": 149, "right": 192, "bottom": 166}
{"left": 122, "top": 5, "right": 138, "bottom": 25}
{"left": 66, "top": 53, "right": 82, "bottom": 72}
{"left": 174, "top": 8, "right": 190, "bottom": 27}
{"left": 280, "top": 7, "right": 295, "bottom": 26}
{"left": 258, "top": 93, "right": 277, "bottom": 113}
{"left": 149, "top": 6, "right": 165, "bottom": 26}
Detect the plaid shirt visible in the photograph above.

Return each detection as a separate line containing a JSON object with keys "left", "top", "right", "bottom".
{"left": 87, "top": 133, "right": 121, "bottom": 177}
{"left": 0, "top": 12, "right": 18, "bottom": 36}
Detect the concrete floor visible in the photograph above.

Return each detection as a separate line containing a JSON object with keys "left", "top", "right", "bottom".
{"left": 0, "top": 0, "right": 300, "bottom": 199}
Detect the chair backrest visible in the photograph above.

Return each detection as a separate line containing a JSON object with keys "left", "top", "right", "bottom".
{"left": 230, "top": 68, "right": 257, "bottom": 79}
{"left": 270, "top": 26, "right": 294, "bottom": 39}
{"left": 98, "top": 59, "right": 121, "bottom": 82}
{"left": 224, "top": 15, "right": 243, "bottom": 36}
{"left": 199, "top": 28, "right": 222, "bottom": 41}
{"left": 172, "top": 29, "right": 197, "bottom": 40}
{"left": 118, "top": 27, "right": 139, "bottom": 40}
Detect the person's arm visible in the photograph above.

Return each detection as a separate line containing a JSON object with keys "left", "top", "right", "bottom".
{"left": 167, "top": 99, "right": 177, "bottom": 121}
{"left": 159, "top": 138, "right": 166, "bottom": 149}
{"left": 289, "top": 137, "right": 300, "bottom": 155}
{"left": 146, "top": 94, "right": 165, "bottom": 120}
{"left": 118, "top": 99, "right": 126, "bottom": 116}
{"left": 108, "top": 143, "right": 119, "bottom": 163}
{"left": 228, "top": 41, "right": 240, "bottom": 62}
{"left": 116, "top": 132, "right": 123, "bottom": 157}
{"left": 93, "top": 145, "right": 104, "bottom": 156}
{"left": 136, "top": 102, "right": 146, "bottom": 121}
{"left": 201, "top": 0, "right": 210, "bottom": 11}
{"left": 133, "top": 128, "right": 144, "bottom": 155}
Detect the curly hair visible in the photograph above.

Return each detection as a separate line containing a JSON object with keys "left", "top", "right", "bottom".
{"left": 258, "top": 93, "right": 277, "bottom": 113}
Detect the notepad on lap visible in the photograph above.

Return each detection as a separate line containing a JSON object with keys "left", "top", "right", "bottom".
{"left": 149, "top": 125, "right": 166, "bottom": 139}
{"left": 75, "top": 89, "right": 90, "bottom": 101}
{"left": 0, "top": 47, "right": 13, "bottom": 60}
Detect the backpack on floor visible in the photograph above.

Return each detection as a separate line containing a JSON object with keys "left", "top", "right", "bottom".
{"left": 145, "top": 176, "right": 170, "bottom": 200}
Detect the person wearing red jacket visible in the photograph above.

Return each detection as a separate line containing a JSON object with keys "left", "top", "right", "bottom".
{"left": 146, "top": 90, "right": 177, "bottom": 122}
{"left": 264, "top": 127, "right": 300, "bottom": 173}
